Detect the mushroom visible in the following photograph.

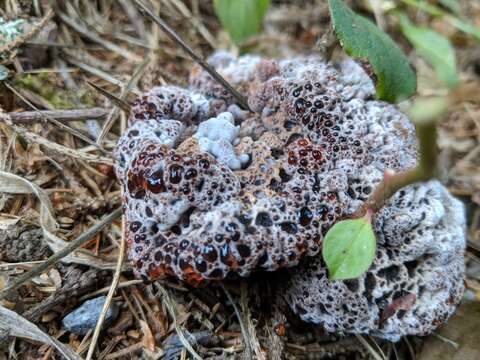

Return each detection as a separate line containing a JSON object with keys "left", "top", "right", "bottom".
{"left": 284, "top": 180, "right": 466, "bottom": 341}
{"left": 114, "top": 53, "right": 465, "bottom": 338}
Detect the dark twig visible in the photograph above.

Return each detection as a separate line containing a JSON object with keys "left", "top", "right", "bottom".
{"left": 0, "top": 207, "right": 122, "bottom": 300}
{"left": 5, "top": 82, "right": 102, "bottom": 150}
{"left": 134, "top": 0, "right": 252, "bottom": 112}
{"left": 87, "top": 81, "right": 132, "bottom": 113}
{"left": 7, "top": 108, "right": 109, "bottom": 124}
{"left": 23, "top": 268, "right": 106, "bottom": 323}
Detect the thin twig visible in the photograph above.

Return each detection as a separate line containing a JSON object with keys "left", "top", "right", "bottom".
{"left": 0, "top": 207, "right": 122, "bottom": 300}
{"left": 4, "top": 83, "right": 101, "bottom": 150}
{"left": 7, "top": 108, "right": 109, "bottom": 124}
{"left": 85, "top": 213, "right": 126, "bottom": 360}
{"left": 96, "top": 57, "right": 150, "bottom": 145}
{"left": 154, "top": 283, "right": 203, "bottom": 360}
{"left": 134, "top": 0, "right": 252, "bottom": 112}
{"left": 87, "top": 81, "right": 132, "bottom": 113}
{"left": 221, "top": 284, "right": 253, "bottom": 360}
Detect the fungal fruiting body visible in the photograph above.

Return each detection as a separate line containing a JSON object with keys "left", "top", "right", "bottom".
{"left": 115, "top": 52, "right": 466, "bottom": 339}
{"left": 284, "top": 181, "right": 465, "bottom": 341}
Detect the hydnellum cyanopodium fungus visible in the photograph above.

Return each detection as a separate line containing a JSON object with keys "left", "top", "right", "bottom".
{"left": 115, "top": 52, "right": 466, "bottom": 341}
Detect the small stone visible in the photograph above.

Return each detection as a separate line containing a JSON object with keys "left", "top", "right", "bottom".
{"left": 62, "top": 296, "right": 119, "bottom": 335}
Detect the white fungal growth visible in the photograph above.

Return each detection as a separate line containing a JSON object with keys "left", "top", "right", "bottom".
{"left": 195, "top": 112, "right": 249, "bottom": 170}
{"left": 284, "top": 180, "right": 466, "bottom": 341}
{"left": 114, "top": 52, "right": 466, "bottom": 339}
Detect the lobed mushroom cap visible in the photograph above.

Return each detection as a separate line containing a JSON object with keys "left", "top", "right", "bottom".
{"left": 284, "top": 180, "right": 466, "bottom": 341}
{"left": 116, "top": 54, "right": 419, "bottom": 284}
{"left": 114, "top": 52, "right": 465, "bottom": 339}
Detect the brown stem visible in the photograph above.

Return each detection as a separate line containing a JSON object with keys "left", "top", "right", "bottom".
{"left": 354, "top": 120, "right": 437, "bottom": 217}
{"left": 86, "top": 81, "right": 132, "bottom": 113}
{"left": 6, "top": 108, "right": 109, "bottom": 124}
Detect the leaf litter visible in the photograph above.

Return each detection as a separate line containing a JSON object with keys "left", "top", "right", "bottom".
{"left": 0, "top": 1, "right": 479, "bottom": 359}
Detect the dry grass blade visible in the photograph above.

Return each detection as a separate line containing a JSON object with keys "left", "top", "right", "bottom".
{"left": 7, "top": 108, "right": 109, "bottom": 124}
{"left": 56, "top": 10, "right": 143, "bottom": 63}
{"left": 0, "top": 149, "right": 113, "bottom": 270}
{"left": 87, "top": 81, "right": 132, "bottom": 114}
{"left": 1, "top": 110, "right": 113, "bottom": 164}
{"left": 12, "top": 123, "right": 113, "bottom": 163}
{"left": 167, "top": 0, "right": 217, "bottom": 48}
{"left": 154, "top": 283, "right": 203, "bottom": 360}
{"left": 66, "top": 57, "right": 126, "bottom": 88}
{"left": 221, "top": 284, "right": 253, "bottom": 360}
{"left": 119, "top": 0, "right": 148, "bottom": 40}
{"left": 96, "top": 57, "right": 150, "bottom": 145}
{"left": 134, "top": 0, "right": 252, "bottom": 112}
{"left": 239, "top": 283, "right": 265, "bottom": 360}
{"left": 0, "top": 305, "right": 82, "bottom": 360}
{"left": 85, "top": 214, "right": 126, "bottom": 360}
{"left": 4, "top": 83, "right": 101, "bottom": 149}
{"left": 0, "top": 207, "right": 121, "bottom": 300}
{"left": 354, "top": 334, "right": 386, "bottom": 360}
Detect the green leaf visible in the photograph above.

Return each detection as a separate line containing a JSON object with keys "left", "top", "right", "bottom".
{"left": 328, "top": 0, "right": 416, "bottom": 103}
{"left": 322, "top": 214, "right": 376, "bottom": 280}
{"left": 399, "top": 14, "right": 459, "bottom": 89}
{"left": 402, "top": 0, "right": 480, "bottom": 40}
{"left": 439, "top": 0, "right": 461, "bottom": 15}
{"left": 213, "top": 0, "right": 270, "bottom": 44}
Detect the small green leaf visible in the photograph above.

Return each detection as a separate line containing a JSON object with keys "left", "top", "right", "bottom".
{"left": 402, "top": 0, "right": 480, "bottom": 40}
{"left": 322, "top": 214, "right": 376, "bottom": 280}
{"left": 399, "top": 14, "right": 459, "bottom": 89}
{"left": 328, "top": 0, "right": 416, "bottom": 103}
{"left": 439, "top": 0, "right": 461, "bottom": 15}
{"left": 213, "top": 0, "right": 270, "bottom": 44}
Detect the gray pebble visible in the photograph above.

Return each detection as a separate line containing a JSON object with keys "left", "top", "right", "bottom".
{"left": 62, "top": 296, "right": 119, "bottom": 335}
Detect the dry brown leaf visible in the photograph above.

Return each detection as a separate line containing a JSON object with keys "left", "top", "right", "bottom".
{"left": 0, "top": 171, "right": 115, "bottom": 269}
{"left": 140, "top": 319, "right": 156, "bottom": 352}
{"left": 0, "top": 305, "right": 82, "bottom": 360}
{"left": 48, "top": 268, "right": 62, "bottom": 289}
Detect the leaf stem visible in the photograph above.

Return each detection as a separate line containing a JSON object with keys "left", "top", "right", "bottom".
{"left": 355, "top": 119, "right": 437, "bottom": 216}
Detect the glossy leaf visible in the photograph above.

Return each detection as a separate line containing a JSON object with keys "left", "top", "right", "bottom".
{"left": 213, "top": 0, "right": 270, "bottom": 44}
{"left": 323, "top": 214, "right": 376, "bottom": 280}
{"left": 399, "top": 14, "right": 459, "bottom": 88}
{"left": 328, "top": 0, "right": 416, "bottom": 103}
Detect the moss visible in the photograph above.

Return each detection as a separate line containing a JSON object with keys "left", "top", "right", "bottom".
{"left": 15, "top": 73, "right": 96, "bottom": 109}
